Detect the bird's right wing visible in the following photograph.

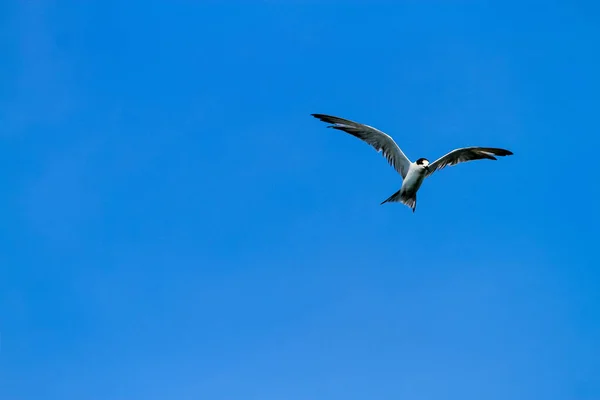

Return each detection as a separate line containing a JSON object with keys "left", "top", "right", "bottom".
{"left": 425, "top": 147, "right": 513, "bottom": 178}
{"left": 311, "top": 113, "right": 411, "bottom": 178}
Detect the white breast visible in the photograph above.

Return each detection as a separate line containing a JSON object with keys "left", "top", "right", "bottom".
{"left": 401, "top": 164, "right": 427, "bottom": 194}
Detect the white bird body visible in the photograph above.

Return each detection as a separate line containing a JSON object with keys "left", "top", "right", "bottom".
{"left": 378, "top": 161, "right": 429, "bottom": 210}
{"left": 401, "top": 163, "right": 428, "bottom": 195}
{"left": 311, "top": 113, "right": 513, "bottom": 212}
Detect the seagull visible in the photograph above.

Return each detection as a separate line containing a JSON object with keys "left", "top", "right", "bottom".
{"left": 311, "top": 113, "right": 513, "bottom": 212}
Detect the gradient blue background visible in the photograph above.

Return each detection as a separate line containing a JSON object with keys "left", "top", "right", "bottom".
{"left": 1, "top": 2, "right": 599, "bottom": 399}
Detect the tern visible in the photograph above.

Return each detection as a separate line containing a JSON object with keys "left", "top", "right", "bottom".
{"left": 311, "top": 113, "right": 513, "bottom": 212}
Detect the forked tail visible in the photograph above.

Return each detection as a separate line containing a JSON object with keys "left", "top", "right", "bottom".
{"left": 380, "top": 189, "right": 417, "bottom": 212}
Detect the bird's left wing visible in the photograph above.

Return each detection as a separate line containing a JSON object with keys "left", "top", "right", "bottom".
{"left": 425, "top": 147, "right": 513, "bottom": 177}
{"left": 311, "top": 113, "right": 412, "bottom": 178}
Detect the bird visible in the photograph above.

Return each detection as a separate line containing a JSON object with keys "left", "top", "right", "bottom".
{"left": 311, "top": 113, "right": 513, "bottom": 212}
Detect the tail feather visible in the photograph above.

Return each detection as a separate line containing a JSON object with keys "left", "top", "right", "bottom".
{"left": 380, "top": 189, "right": 417, "bottom": 212}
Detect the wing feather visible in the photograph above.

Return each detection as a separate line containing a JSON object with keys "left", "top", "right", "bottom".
{"left": 425, "top": 147, "right": 513, "bottom": 177}
{"left": 311, "top": 113, "right": 411, "bottom": 178}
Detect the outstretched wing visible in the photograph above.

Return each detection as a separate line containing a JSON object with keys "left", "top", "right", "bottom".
{"left": 311, "top": 113, "right": 412, "bottom": 178}
{"left": 425, "top": 147, "right": 513, "bottom": 177}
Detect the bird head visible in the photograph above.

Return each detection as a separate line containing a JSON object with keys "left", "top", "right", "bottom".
{"left": 416, "top": 158, "right": 430, "bottom": 171}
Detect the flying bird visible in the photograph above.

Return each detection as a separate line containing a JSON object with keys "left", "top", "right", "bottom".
{"left": 311, "top": 113, "right": 513, "bottom": 212}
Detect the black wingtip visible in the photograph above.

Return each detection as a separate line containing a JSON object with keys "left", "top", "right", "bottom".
{"left": 494, "top": 148, "right": 514, "bottom": 156}
{"left": 311, "top": 113, "right": 339, "bottom": 129}
{"left": 311, "top": 113, "right": 339, "bottom": 123}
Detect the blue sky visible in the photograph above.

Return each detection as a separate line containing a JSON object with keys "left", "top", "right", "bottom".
{"left": 1, "top": 1, "right": 599, "bottom": 399}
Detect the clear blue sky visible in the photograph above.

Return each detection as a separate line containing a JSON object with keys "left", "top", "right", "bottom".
{"left": 1, "top": 2, "right": 599, "bottom": 399}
